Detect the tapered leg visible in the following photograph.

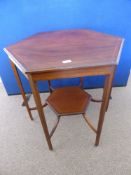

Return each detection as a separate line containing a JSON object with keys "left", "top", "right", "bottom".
{"left": 105, "top": 66, "right": 116, "bottom": 111}
{"left": 28, "top": 74, "right": 53, "bottom": 150}
{"left": 95, "top": 71, "right": 115, "bottom": 146}
{"left": 105, "top": 86, "right": 112, "bottom": 112}
{"left": 10, "top": 61, "right": 33, "bottom": 120}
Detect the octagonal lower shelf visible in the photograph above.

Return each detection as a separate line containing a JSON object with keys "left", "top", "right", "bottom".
{"left": 46, "top": 86, "right": 92, "bottom": 116}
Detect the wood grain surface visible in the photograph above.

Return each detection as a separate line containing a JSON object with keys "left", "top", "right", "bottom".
{"left": 4, "top": 29, "right": 123, "bottom": 73}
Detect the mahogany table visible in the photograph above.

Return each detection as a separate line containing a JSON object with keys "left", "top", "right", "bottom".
{"left": 4, "top": 29, "right": 124, "bottom": 150}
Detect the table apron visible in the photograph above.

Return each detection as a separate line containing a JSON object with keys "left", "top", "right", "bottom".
{"left": 28, "top": 65, "right": 115, "bottom": 81}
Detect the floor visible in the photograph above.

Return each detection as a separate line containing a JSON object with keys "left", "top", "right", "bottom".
{"left": 0, "top": 77, "right": 131, "bottom": 175}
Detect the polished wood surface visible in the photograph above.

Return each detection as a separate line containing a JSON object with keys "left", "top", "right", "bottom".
{"left": 46, "top": 86, "right": 91, "bottom": 116}
{"left": 4, "top": 29, "right": 124, "bottom": 150}
{"left": 4, "top": 30, "right": 123, "bottom": 73}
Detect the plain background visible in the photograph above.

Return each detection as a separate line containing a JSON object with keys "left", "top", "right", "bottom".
{"left": 0, "top": 0, "right": 131, "bottom": 95}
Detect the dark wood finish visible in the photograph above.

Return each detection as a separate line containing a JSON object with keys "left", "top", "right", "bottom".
{"left": 28, "top": 74, "right": 53, "bottom": 150}
{"left": 82, "top": 114, "right": 97, "bottom": 134}
{"left": 5, "top": 30, "right": 123, "bottom": 74}
{"left": 22, "top": 94, "right": 31, "bottom": 106}
{"left": 29, "top": 65, "right": 116, "bottom": 81}
{"left": 91, "top": 98, "right": 103, "bottom": 103}
{"left": 4, "top": 29, "right": 124, "bottom": 150}
{"left": 47, "top": 80, "right": 53, "bottom": 93}
{"left": 10, "top": 61, "right": 33, "bottom": 120}
{"left": 29, "top": 102, "right": 47, "bottom": 111}
{"left": 49, "top": 116, "right": 61, "bottom": 138}
{"left": 46, "top": 86, "right": 91, "bottom": 116}
{"left": 79, "top": 77, "right": 84, "bottom": 89}
{"left": 95, "top": 69, "right": 115, "bottom": 146}
{"left": 105, "top": 66, "right": 116, "bottom": 111}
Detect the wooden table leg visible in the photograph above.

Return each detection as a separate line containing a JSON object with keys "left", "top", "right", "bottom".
{"left": 28, "top": 74, "right": 53, "bottom": 150}
{"left": 10, "top": 61, "right": 33, "bottom": 120}
{"left": 105, "top": 66, "right": 116, "bottom": 111}
{"left": 95, "top": 71, "right": 115, "bottom": 146}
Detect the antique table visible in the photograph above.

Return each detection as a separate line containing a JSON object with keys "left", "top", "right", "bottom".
{"left": 4, "top": 29, "right": 124, "bottom": 150}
